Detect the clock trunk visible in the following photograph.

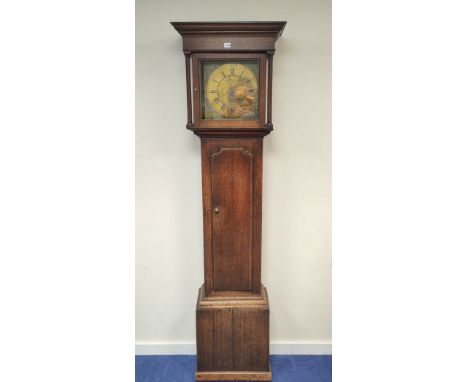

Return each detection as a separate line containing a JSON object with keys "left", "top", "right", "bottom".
{"left": 201, "top": 138, "right": 263, "bottom": 295}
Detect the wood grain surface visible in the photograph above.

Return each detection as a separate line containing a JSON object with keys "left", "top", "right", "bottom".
{"left": 201, "top": 138, "right": 263, "bottom": 295}
{"left": 196, "top": 286, "right": 270, "bottom": 376}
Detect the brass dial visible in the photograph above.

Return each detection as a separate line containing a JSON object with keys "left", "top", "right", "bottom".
{"left": 205, "top": 63, "right": 258, "bottom": 119}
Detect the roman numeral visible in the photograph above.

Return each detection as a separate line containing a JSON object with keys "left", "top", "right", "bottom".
{"left": 230, "top": 67, "right": 235, "bottom": 75}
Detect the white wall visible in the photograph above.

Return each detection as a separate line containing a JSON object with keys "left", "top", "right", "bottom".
{"left": 136, "top": 0, "right": 331, "bottom": 353}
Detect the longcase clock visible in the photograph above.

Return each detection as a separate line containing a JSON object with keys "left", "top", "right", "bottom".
{"left": 171, "top": 21, "right": 286, "bottom": 382}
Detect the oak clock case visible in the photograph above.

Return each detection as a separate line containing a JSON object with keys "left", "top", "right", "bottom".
{"left": 171, "top": 21, "right": 286, "bottom": 382}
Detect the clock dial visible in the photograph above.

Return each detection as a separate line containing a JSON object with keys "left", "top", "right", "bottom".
{"left": 202, "top": 61, "right": 259, "bottom": 120}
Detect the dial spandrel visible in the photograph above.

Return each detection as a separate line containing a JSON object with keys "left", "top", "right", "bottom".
{"left": 202, "top": 61, "right": 259, "bottom": 120}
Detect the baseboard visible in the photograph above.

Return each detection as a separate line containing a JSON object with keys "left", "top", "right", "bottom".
{"left": 135, "top": 341, "right": 331, "bottom": 355}
{"left": 136, "top": 343, "right": 196, "bottom": 355}
{"left": 270, "top": 342, "right": 332, "bottom": 355}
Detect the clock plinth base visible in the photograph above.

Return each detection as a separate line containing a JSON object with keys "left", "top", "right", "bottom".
{"left": 196, "top": 285, "right": 270, "bottom": 381}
